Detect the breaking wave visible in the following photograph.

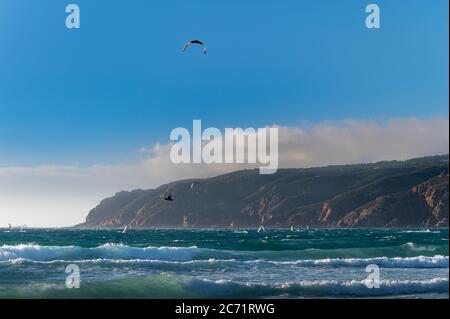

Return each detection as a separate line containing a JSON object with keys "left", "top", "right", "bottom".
{"left": 0, "top": 243, "right": 218, "bottom": 262}
{"left": 1, "top": 243, "right": 448, "bottom": 269}
{"left": 1, "top": 275, "right": 448, "bottom": 299}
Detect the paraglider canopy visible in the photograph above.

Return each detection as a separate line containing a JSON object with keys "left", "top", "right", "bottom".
{"left": 183, "top": 40, "right": 207, "bottom": 55}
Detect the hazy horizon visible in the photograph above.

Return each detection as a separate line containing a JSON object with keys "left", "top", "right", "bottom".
{"left": 2, "top": 152, "right": 448, "bottom": 228}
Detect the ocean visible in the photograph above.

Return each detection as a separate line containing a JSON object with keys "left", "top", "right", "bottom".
{"left": 0, "top": 228, "right": 448, "bottom": 299}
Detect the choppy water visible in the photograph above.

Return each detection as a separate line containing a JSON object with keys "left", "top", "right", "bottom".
{"left": 0, "top": 228, "right": 448, "bottom": 298}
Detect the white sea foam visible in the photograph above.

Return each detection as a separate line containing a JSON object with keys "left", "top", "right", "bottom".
{"left": 1, "top": 243, "right": 447, "bottom": 269}
{"left": 0, "top": 243, "right": 213, "bottom": 262}
{"left": 1, "top": 275, "right": 447, "bottom": 298}
{"left": 401, "top": 230, "right": 440, "bottom": 234}
{"left": 403, "top": 242, "right": 439, "bottom": 252}
{"left": 190, "top": 277, "right": 449, "bottom": 297}
{"left": 233, "top": 230, "right": 248, "bottom": 234}
{"left": 264, "top": 255, "right": 449, "bottom": 268}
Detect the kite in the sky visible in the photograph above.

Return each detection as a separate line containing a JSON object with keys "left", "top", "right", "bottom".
{"left": 182, "top": 40, "right": 207, "bottom": 55}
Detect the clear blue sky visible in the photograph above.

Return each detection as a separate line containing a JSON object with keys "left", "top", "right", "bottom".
{"left": 0, "top": 0, "right": 448, "bottom": 166}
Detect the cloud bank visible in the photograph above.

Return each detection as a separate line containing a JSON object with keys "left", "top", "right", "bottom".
{"left": 0, "top": 117, "right": 448, "bottom": 227}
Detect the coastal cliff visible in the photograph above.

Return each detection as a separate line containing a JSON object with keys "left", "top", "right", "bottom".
{"left": 77, "top": 155, "right": 449, "bottom": 228}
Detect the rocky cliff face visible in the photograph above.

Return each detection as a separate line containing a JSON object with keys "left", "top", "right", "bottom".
{"left": 332, "top": 172, "right": 449, "bottom": 227}
{"left": 77, "top": 155, "right": 449, "bottom": 228}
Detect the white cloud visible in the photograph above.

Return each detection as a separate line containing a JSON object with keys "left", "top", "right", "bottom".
{"left": 276, "top": 117, "right": 449, "bottom": 167}
{"left": 0, "top": 117, "right": 448, "bottom": 227}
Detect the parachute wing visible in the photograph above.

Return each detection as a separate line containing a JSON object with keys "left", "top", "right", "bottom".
{"left": 183, "top": 40, "right": 207, "bottom": 55}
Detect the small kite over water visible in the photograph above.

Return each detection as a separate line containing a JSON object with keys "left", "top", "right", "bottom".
{"left": 182, "top": 40, "right": 207, "bottom": 55}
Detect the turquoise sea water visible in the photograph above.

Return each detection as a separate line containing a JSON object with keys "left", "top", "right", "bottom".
{"left": 0, "top": 228, "right": 448, "bottom": 299}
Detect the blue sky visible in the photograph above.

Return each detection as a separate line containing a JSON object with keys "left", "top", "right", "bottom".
{"left": 0, "top": 0, "right": 448, "bottom": 226}
{"left": 0, "top": 0, "right": 448, "bottom": 167}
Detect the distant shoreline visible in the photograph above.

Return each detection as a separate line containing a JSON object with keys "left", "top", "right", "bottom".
{"left": 77, "top": 155, "right": 449, "bottom": 229}
{"left": 3, "top": 226, "right": 445, "bottom": 230}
